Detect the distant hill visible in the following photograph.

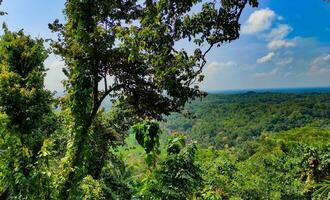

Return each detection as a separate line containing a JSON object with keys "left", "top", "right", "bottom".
{"left": 163, "top": 92, "right": 330, "bottom": 148}
{"left": 208, "top": 87, "right": 330, "bottom": 94}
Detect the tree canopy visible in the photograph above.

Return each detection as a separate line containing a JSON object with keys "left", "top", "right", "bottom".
{"left": 47, "top": 0, "right": 258, "bottom": 198}
{"left": 5, "top": 1, "right": 327, "bottom": 199}
{"left": 0, "top": 25, "right": 54, "bottom": 199}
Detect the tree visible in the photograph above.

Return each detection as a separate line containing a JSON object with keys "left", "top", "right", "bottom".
{"left": 0, "top": 0, "right": 7, "bottom": 16}
{"left": 49, "top": 0, "right": 258, "bottom": 198}
{"left": 140, "top": 134, "right": 203, "bottom": 199}
{"left": 0, "top": 25, "right": 53, "bottom": 199}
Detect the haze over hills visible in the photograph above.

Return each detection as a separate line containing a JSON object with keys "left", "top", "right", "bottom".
{"left": 208, "top": 87, "right": 330, "bottom": 94}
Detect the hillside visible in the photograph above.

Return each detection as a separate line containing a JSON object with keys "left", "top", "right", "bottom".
{"left": 195, "top": 123, "right": 330, "bottom": 199}
{"left": 115, "top": 93, "right": 330, "bottom": 199}
{"left": 163, "top": 92, "right": 330, "bottom": 148}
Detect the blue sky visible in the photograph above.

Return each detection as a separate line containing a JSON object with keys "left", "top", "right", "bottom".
{"left": 1, "top": 0, "right": 330, "bottom": 92}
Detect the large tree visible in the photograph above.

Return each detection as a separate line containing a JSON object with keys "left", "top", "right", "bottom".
{"left": 49, "top": 0, "right": 258, "bottom": 198}
{"left": 0, "top": 25, "right": 53, "bottom": 199}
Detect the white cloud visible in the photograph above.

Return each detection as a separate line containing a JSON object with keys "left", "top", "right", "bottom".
{"left": 242, "top": 9, "right": 296, "bottom": 53}
{"left": 266, "top": 24, "right": 293, "bottom": 40}
{"left": 324, "top": 54, "right": 330, "bottom": 61}
{"left": 319, "top": 68, "right": 330, "bottom": 73}
{"left": 256, "top": 52, "right": 275, "bottom": 64}
{"left": 262, "top": 24, "right": 295, "bottom": 51}
{"left": 241, "top": 8, "right": 276, "bottom": 34}
{"left": 206, "top": 61, "right": 236, "bottom": 73}
{"left": 254, "top": 67, "right": 279, "bottom": 78}
{"left": 201, "top": 61, "right": 240, "bottom": 91}
{"left": 310, "top": 54, "right": 330, "bottom": 73}
{"left": 276, "top": 57, "right": 294, "bottom": 66}
{"left": 267, "top": 39, "right": 295, "bottom": 50}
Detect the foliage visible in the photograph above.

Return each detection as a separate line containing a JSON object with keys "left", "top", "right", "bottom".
{"left": 313, "top": 180, "right": 330, "bottom": 200}
{"left": 132, "top": 120, "right": 162, "bottom": 168}
{"left": 70, "top": 175, "right": 104, "bottom": 200}
{"left": 119, "top": 94, "right": 330, "bottom": 200}
{"left": 164, "top": 93, "right": 330, "bottom": 148}
{"left": 47, "top": 0, "right": 257, "bottom": 197}
{"left": 0, "top": 26, "right": 54, "bottom": 199}
{"left": 140, "top": 135, "right": 203, "bottom": 200}
{"left": 4, "top": 1, "right": 329, "bottom": 199}
{"left": 0, "top": 25, "right": 52, "bottom": 134}
{"left": 196, "top": 124, "right": 330, "bottom": 199}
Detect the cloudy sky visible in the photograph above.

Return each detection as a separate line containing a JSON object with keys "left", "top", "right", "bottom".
{"left": 1, "top": 0, "right": 330, "bottom": 92}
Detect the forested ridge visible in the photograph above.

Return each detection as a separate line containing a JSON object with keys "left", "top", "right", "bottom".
{"left": 164, "top": 93, "right": 330, "bottom": 147}
{"left": 0, "top": 0, "right": 330, "bottom": 199}
{"left": 117, "top": 92, "right": 330, "bottom": 199}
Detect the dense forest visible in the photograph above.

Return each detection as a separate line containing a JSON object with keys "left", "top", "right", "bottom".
{"left": 119, "top": 93, "right": 330, "bottom": 199}
{"left": 164, "top": 93, "right": 330, "bottom": 147}
{"left": 0, "top": 0, "right": 330, "bottom": 199}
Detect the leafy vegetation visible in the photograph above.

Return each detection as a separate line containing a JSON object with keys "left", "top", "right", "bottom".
{"left": 118, "top": 95, "right": 330, "bottom": 200}
{"left": 46, "top": 0, "right": 257, "bottom": 197}
{"left": 164, "top": 93, "right": 330, "bottom": 147}
{"left": 0, "top": 26, "right": 55, "bottom": 199}
{"left": 1, "top": 0, "right": 330, "bottom": 199}
{"left": 196, "top": 123, "right": 330, "bottom": 199}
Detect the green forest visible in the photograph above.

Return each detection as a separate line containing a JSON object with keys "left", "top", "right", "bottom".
{"left": 120, "top": 93, "right": 330, "bottom": 199}
{"left": 0, "top": 0, "right": 330, "bottom": 199}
